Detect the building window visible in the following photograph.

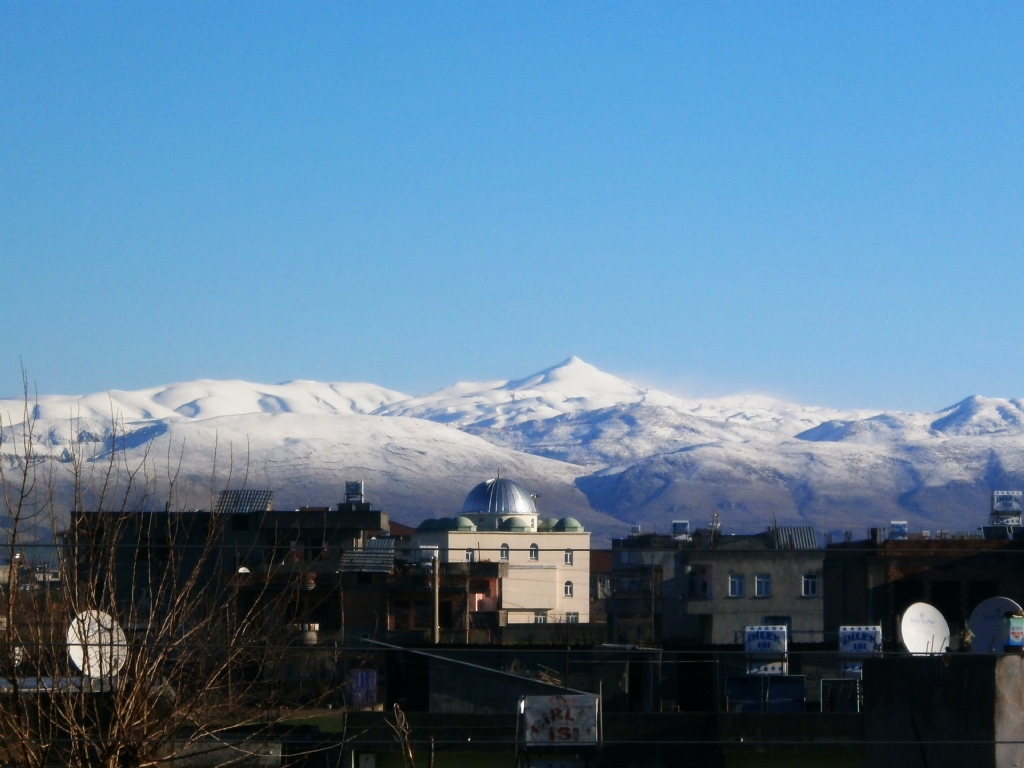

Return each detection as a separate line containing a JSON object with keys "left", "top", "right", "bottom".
{"left": 595, "top": 575, "right": 611, "bottom": 600}
{"left": 500, "top": 543, "right": 509, "bottom": 561}
{"left": 534, "top": 612, "right": 547, "bottom": 624}
{"left": 564, "top": 549, "right": 573, "bottom": 565}
{"left": 802, "top": 573, "right": 819, "bottom": 597}
{"left": 529, "top": 543, "right": 539, "bottom": 561}
{"left": 755, "top": 573, "right": 772, "bottom": 597}
{"left": 465, "top": 549, "right": 475, "bottom": 563}
{"left": 566, "top": 612, "right": 580, "bottom": 624}
{"left": 564, "top": 581, "right": 574, "bottom": 597}
{"left": 687, "top": 565, "right": 713, "bottom": 600}
{"left": 729, "top": 573, "right": 745, "bottom": 598}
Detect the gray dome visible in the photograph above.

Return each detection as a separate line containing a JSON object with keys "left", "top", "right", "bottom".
{"left": 538, "top": 517, "right": 559, "bottom": 532}
{"left": 461, "top": 478, "right": 537, "bottom": 516}
{"left": 453, "top": 516, "right": 477, "bottom": 531}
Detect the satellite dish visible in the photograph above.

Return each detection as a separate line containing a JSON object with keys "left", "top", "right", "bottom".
{"left": 969, "top": 597, "right": 1023, "bottom": 653}
{"left": 67, "top": 611, "right": 128, "bottom": 678}
{"left": 900, "top": 602, "right": 950, "bottom": 655}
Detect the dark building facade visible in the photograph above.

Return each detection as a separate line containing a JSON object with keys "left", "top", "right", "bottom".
{"left": 609, "top": 527, "right": 825, "bottom": 646}
{"left": 824, "top": 534, "right": 1024, "bottom": 647}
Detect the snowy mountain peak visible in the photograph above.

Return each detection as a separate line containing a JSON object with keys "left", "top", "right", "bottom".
{"left": 503, "top": 356, "right": 651, "bottom": 400}
{"left": 375, "top": 357, "right": 683, "bottom": 429}
{"left": 930, "top": 395, "right": 1024, "bottom": 436}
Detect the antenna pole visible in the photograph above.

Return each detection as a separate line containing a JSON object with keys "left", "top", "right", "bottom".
{"left": 432, "top": 555, "right": 440, "bottom": 645}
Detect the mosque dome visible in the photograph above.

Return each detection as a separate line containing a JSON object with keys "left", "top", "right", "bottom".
{"left": 461, "top": 478, "right": 537, "bottom": 516}
{"left": 554, "top": 517, "right": 584, "bottom": 532}
{"left": 538, "top": 518, "right": 559, "bottom": 532}
{"left": 499, "top": 516, "right": 532, "bottom": 532}
{"left": 453, "top": 516, "right": 477, "bottom": 531}
{"left": 417, "top": 519, "right": 438, "bottom": 532}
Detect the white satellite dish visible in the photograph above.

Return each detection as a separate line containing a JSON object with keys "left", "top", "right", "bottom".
{"left": 968, "top": 597, "right": 1022, "bottom": 653}
{"left": 67, "top": 610, "right": 128, "bottom": 678}
{"left": 900, "top": 602, "right": 950, "bottom": 655}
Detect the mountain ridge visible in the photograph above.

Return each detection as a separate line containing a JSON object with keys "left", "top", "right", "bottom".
{"left": 2, "top": 358, "right": 1020, "bottom": 542}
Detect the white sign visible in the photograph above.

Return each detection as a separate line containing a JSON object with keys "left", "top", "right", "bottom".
{"left": 520, "top": 695, "right": 599, "bottom": 746}
{"left": 839, "top": 626, "right": 882, "bottom": 655}
{"left": 744, "top": 626, "right": 787, "bottom": 654}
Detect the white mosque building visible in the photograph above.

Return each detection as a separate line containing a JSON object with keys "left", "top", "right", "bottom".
{"left": 411, "top": 477, "right": 591, "bottom": 624}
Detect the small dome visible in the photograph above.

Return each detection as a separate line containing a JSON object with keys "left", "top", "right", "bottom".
{"left": 417, "top": 519, "right": 438, "bottom": 532}
{"left": 500, "top": 516, "right": 531, "bottom": 532}
{"left": 554, "top": 517, "right": 584, "bottom": 532}
{"left": 462, "top": 478, "right": 537, "bottom": 516}
{"left": 538, "top": 517, "right": 559, "bottom": 532}
{"left": 453, "top": 516, "right": 477, "bottom": 531}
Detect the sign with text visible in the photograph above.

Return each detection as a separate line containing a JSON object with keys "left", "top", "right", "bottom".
{"left": 745, "top": 626, "right": 788, "bottom": 675}
{"left": 744, "top": 626, "right": 787, "bottom": 654}
{"left": 839, "top": 625, "right": 882, "bottom": 678}
{"left": 839, "top": 626, "right": 882, "bottom": 655}
{"left": 520, "top": 695, "right": 599, "bottom": 746}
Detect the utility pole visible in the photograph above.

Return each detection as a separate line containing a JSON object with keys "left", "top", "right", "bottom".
{"left": 432, "top": 555, "right": 440, "bottom": 645}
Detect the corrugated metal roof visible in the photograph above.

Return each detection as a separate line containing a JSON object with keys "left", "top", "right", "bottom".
{"left": 772, "top": 526, "right": 819, "bottom": 550}
{"left": 339, "top": 538, "right": 394, "bottom": 573}
{"left": 215, "top": 489, "right": 273, "bottom": 515}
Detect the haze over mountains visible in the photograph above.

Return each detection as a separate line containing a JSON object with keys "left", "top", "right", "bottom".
{"left": 3, "top": 357, "right": 1022, "bottom": 544}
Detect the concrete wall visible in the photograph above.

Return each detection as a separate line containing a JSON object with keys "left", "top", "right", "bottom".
{"left": 995, "top": 655, "right": 1024, "bottom": 768}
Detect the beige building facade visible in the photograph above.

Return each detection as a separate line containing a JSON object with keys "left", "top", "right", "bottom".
{"left": 410, "top": 478, "right": 591, "bottom": 624}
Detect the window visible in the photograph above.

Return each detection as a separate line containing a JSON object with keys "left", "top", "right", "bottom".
{"left": 565, "top": 612, "right": 579, "bottom": 624}
{"left": 465, "top": 548, "right": 475, "bottom": 563}
{"left": 755, "top": 573, "right": 772, "bottom": 597}
{"left": 686, "top": 565, "right": 713, "bottom": 600}
{"left": 595, "top": 575, "right": 612, "bottom": 600}
{"left": 499, "top": 543, "right": 509, "bottom": 561}
{"left": 729, "top": 573, "right": 745, "bottom": 598}
{"left": 534, "top": 612, "right": 547, "bottom": 624}
{"left": 802, "top": 573, "right": 819, "bottom": 597}
{"left": 564, "top": 581, "right": 574, "bottom": 597}
{"left": 564, "top": 549, "right": 573, "bottom": 565}
{"left": 529, "top": 543, "right": 539, "bottom": 561}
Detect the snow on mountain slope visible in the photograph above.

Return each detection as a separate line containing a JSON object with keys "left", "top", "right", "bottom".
{"left": 1, "top": 408, "right": 627, "bottom": 541}
{"left": 795, "top": 396, "right": 1024, "bottom": 444}
{"left": 0, "top": 379, "right": 409, "bottom": 439}
{"left": 376, "top": 356, "right": 878, "bottom": 443}
{"left": 374, "top": 357, "right": 685, "bottom": 428}
{"left": 463, "top": 402, "right": 761, "bottom": 466}
{"left": 4, "top": 358, "right": 1024, "bottom": 538}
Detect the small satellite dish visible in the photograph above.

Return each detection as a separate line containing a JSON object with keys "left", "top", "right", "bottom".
{"left": 67, "top": 610, "right": 127, "bottom": 678}
{"left": 969, "top": 597, "right": 1023, "bottom": 653}
{"left": 900, "top": 602, "right": 950, "bottom": 655}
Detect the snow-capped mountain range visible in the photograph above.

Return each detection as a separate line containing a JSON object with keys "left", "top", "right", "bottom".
{"left": 3, "top": 357, "right": 1022, "bottom": 543}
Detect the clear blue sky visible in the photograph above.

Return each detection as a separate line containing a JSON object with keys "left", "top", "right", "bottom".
{"left": 1, "top": 3, "right": 1021, "bottom": 410}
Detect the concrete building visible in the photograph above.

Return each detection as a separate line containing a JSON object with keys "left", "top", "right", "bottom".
{"left": 410, "top": 478, "right": 591, "bottom": 624}
{"left": 610, "top": 526, "right": 825, "bottom": 646}
{"left": 824, "top": 531, "right": 1024, "bottom": 648}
